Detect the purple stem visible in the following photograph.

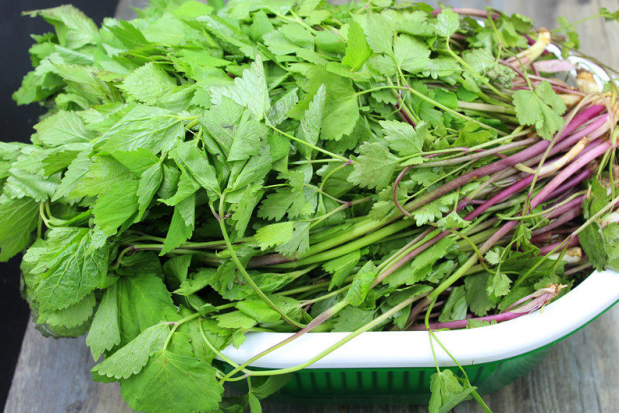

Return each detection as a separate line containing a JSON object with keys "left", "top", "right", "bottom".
{"left": 532, "top": 210, "right": 581, "bottom": 237}
{"left": 396, "top": 102, "right": 416, "bottom": 127}
{"left": 410, "top": 292, "right": 556, "bottom": 331}
{"left": 419, "top": 137, "right": 539, "bottom": 168}
{"left": 538, "top": 236, "right": 580, "bottom": 255}
{"left": 531, "top": 61, "right": 541, "bottom": 77}
{"left": 386, "top": 109, "right": 606, "bottom": 281}
{"left": 531, "top": 142, "right": 610, "bottom": 205}
{"left": 547, "top": 196, "right": 585, "bottom": 219}
{"left": 403, "top": 140, "right": 550, "bottom": 213}
{"left": 523, "top": 113, "right": 609, "bottom": 168}
{"left": 545, "top": 168, "right": 593, "bottom": 201}
{"left": 479, "top": 141, "right": 612, "bottom": 253}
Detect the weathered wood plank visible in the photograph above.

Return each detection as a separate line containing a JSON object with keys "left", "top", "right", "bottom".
{"left": 4, "top": 322, "right": 131, "bottom": 413}
{"left": 6, "top": 0, "right": 619, "bottom": 412}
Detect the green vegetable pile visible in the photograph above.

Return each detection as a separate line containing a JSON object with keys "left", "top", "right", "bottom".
{"left": 2, "top": 0, "right": 619, "bottom": 412}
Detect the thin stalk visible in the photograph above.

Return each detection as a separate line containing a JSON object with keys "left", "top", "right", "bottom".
{"left": 418, "top": 137, "right": 538, "bottom": 168}
{"left": 216, "top": 197, "right": 304, "bottom": 329}
{"left": 267, "top": 122, "right": 350, "bottom": 163}
{"left": 220, "top": 300, "right": 349, "bottom": 382}
{"left": 223, "top": 295, "right": 420, "bottom": 382}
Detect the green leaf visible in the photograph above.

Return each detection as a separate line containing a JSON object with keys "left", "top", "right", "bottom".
{"left": 0, "top": 197, "right": 39, "bottom": 261}
{"left": 513, "top": 81, "right": 566, "bottom": 140}
{"left": 276, "top": 221, "right": 311, "bottom": 257}
{"left": 37, "top": 291, "right": 96, "bottom": 328}
{"left": 174, "top": 268, "right": 216, "bottom": 296}
{"left": 86, "top": 283, "right": 121, "bottom": 360}
{"left": 34, "top": 110, "right": 92, "bottom": 147}
{"left": 92, "top": 324, "right": 169, "bottom": 379}
{"left": 397, "top": 12, "right": 435, "bottom": 37}
{"left": 462, "top": 49, "right": 515, "bottom": 88}
{"left": 487, "top": 270, "right": 512, "bottom": 297}
{"left": 580, "top": 178, "right": 620, "bottom": 271}
{"left": 292, "top": 66, "right": 359, "bottom": 141}
{"left": 410, "top": 192, "right": 461, "bottom": 227}
{"left": 99, "top": 105, "right": 184, "bottom": 155}
{"left": 51, "top": 150, "right": 92, "bottom": 202}
{"left": 438, "top": 285, "right": 467, "bottom": 322}
{"left": 345, "top": 261, "right": 377, "bottom": 306}
{"left": 280, "top": 23, "right": 314, "bottom": 49}
{"left": 231, "top": 183, "right": 264, "bottom": 239}
{"left": 437, "top": 211, "right": 469, "bottom": 230}
{"left": 364, "top": 12, "right": 395, "bottom": 55}
{"left": 119, "top": 63, "right": 177, "bottom": 104}
{"left": 424, "top": 57, "right": 459, "bottom": 79}
{"left": 381, "top": 120, "right": 426, "bottom": 158}
{"left": 120, "top": 350, "right": 224, "bottom": 413}
{"left": 323, "top": 250, "right": 361, "bottom": 290}
{"left": 267, "top": 88, "right": 299, "bottom": 127}
{"left": 348, "top": 142, "right": 400, "bottom": 190}
{"left": 72, "top": 154, "right": 133, "bottom": 198}
{"left": 600, "top": 7, "right": 619, "bottom": 21}
{"left": 248, "top": 393, "right": 262, "bottom": 413}
{"left": 251, "top": 375, "right": 293, "bottom": 399}
{"left": 4, "top": 167, "right": 61, "bottom": 202}
{"left": 137, "top": 162, "right": 163, "bottom": 220}
{"left": 453, "top": 121, "right": 492, "bottom": 147}
{"left": 162, "top": 196, "right": 195, "bottom": 254}
{"left": 93, "top": 180, "right": 139, "bottom": 236}
{"left": 465, "top": 273, "right": 495, "bottom": 317}
{"left": 394, "top": 34, "right": 430, "bottom": 74}
{"left": 116, "top": 274, "right": 177, "bottom": 346}
{"left": 210, "top": 55, "right": 270, "bottom": 120}
{"left": 342, "top": 20, "right": 372, "bottom": 70}
{"left": 217, "top": 310, "right": 258, "bottom": 330}
{"left": 435, "top": 9, "right": 460, "bottom": 38}
{"left": 235, "top": 298, "right": 294, "bottom": 324}
{"left": 201, "top": 97, "right": 268, "bottom": 164}
{"left": 26, "top": 5, "right": 98, "bottom": 49}
{"left": 255, "top": 222, "right": 295, "bottom": 251}
{"left": 163, "top": 255, "right": 192, "bottom": 289}
{"left": 384, "top": 237, "right": 455, "bottom": 287}
{"left": 170, "top": 140, "right": 219, "bottom": 196}
{"left": 332, "top": 306, "right": 375, "bottom": 332}
{"left": 429, "top": 370, "right": 476, "bottom": 413}
{"left": 13, "top": 56, "right": 64, "bottom": 106}
{"left": 23, "top": 227, "right": 109, "bottom": 311}
{"left": 297, "top": 84, "right": 326, "bottom": 158}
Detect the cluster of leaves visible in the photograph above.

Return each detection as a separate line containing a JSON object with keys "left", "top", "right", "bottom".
{"left": 2, "top": 0, "right": 618, "bottom": 412}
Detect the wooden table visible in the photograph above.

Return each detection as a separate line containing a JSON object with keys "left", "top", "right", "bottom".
{"left": 5, "top": 0, "right": 619, "bottom": 412}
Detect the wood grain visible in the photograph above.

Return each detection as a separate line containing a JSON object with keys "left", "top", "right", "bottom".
{"left": 5, "top": 0, "right": 619, "bottom": 412}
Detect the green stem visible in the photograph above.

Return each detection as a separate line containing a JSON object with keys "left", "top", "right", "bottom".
{"left": 267, "top": 122, "right": 350, "bottom": 163}
{"left": 163, "top": 313, "right": 200, "bottom": 350}
{"left": 275, "top": 219, "right": 412, "bottom": 268}
{"left": 224, "top": 296, "right": 418, "bottom": 381}
{"left": 405, "top": 83, "right": 506, "bottom": 135}
{"left": 458, "top": 101, "right": 516, "bottom": 114}
{"left": 216, "top": 197, "right": 305, "bottom": 329}
{"left": 220, "top": 300, "right": 349, "bottom": 382}
{"left": 198, "top": 320, "right": 253, "bottom": 375}
{"left": 513, "top": 195, "right": 620, "bottom": 289}
{"left": 445, "top": 40, "right": 512, "bottom": 101}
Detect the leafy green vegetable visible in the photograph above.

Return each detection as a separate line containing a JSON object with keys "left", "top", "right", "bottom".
{"left": 5, "top": 1, "right": 617, "bottom": 413}
{"left": 513, "top": 81, "right": 567, "bottom": 140}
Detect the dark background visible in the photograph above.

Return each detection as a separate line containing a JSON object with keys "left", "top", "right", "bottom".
{"left": 0, "top": 0, "right": 118, "bottom": 407}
